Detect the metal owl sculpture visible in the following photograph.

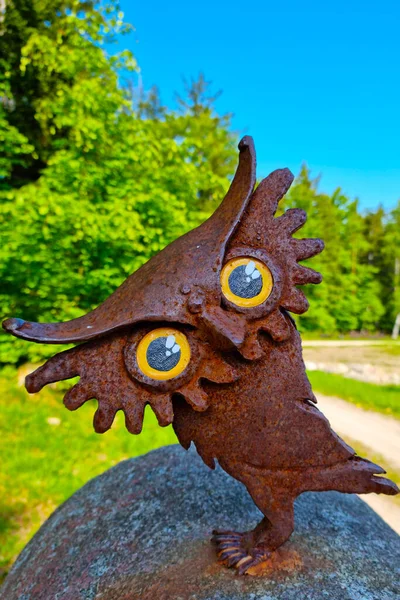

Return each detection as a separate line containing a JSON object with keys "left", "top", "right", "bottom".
{"left": 3, "top": 137, "right": 399, "bottom": 575}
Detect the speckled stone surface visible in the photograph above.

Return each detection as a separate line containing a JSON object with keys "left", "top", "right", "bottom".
{"left": 1, "top": 445, "right": 399, "bottom": 600}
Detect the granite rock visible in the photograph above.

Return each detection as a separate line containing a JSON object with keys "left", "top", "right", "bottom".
{"left": 1, "top": 445, "right": 399, "bottom": 600}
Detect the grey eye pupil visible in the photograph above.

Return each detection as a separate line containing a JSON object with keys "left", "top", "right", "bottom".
{"left": 228, "top": 265, "right": 263, "bottom": 299}
{"left": 147, "top": 337, "right": 181, "bottom": 371}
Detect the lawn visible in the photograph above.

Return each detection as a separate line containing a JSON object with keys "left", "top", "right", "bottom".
{"left": 308, "top": 370, "right": 400, "bottom": 418}
{"left": 301, "top": 333, "right": 399, "bottom": 342}
{"left": 0, "top": 372, "right": 177, "bottom": 584}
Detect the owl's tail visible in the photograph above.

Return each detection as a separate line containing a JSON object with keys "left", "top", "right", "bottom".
{"left": 304, "top": 456, "right": 399, "bottom": 496}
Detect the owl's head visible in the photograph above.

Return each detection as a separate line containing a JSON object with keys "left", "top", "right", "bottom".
{"left": 3, "top": 137, "right": 324, "bottom": 433}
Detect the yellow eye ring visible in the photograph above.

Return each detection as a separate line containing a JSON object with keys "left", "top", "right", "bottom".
{"left": 136, "top": 328, "right": 191, "bottom": 381}
{"left": 221, "top": 257, "right": 273, "bottom": 308}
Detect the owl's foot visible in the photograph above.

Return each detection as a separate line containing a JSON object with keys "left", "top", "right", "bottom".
{"left": 211, "top": 530, "right": 270, "bottom": 575}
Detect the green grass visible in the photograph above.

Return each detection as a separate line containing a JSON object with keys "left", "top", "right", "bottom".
{"left": 301, "top": 332, "right": 398, "bottom": 342}
{"left": 0, "top": 374, "right": 177, "bottom": 583}
{"left": 381, "top": 344, "right": 400, "bottom": 356}
{"left": 308, "top": 370, "right": 400, "bottom": 418}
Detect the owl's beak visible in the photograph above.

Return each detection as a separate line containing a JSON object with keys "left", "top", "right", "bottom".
{"left": 200, "top": 305, "right": 246, "bottom": 350}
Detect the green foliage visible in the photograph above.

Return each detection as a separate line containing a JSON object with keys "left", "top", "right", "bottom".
{"left": 281, "top": 167, "right": 399, "bottom": 335}
{"left": 308, "top": 370, "right": 400, "bottom": 418}
{"left": 0, "top": 2, "right": 236, "bottom": 364}
{"left": 0, "top": 0, "right": 135, "bottom": 188}
{"left": 382, "top": 202, "right": 400, "bottom": 329}
{"left": 0, "top": 372, "right": 177, "bottom": 582}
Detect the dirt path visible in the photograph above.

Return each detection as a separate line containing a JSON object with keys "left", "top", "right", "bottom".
{"left": 303, "top": 341, "right": 400, "bottom": 384}
{"left": 360, "top": 494, "right": 400, "bottom": 534}
{"left": 303, "top": 340, "right": 400, "bottom": 346}
{"left": 316, "top": 393, "right": 400, "bottom": 533}
{"left": 317, "top": 393, "right": 400, "bottom": 469}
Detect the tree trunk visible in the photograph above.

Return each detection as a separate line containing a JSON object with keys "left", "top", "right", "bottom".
{"left": 392, "top": 313, "right": 400, "bottom": 340}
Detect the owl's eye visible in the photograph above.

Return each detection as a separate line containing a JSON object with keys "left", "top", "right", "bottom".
{"left": 221, "top": 257, "right": 273, "bottom": 308}
{"left": 136, "top": 327, "right": 191, "bottom": 381}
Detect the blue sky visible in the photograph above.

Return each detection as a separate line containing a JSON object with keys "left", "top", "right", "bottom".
{"left": 119, "top": 0, "right": 399, "bottom": 210}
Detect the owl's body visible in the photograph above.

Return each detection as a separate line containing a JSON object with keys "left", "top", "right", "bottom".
{"left": 3, "top": 136, "right": 398, "bottom": 575}
{"left": 173, "top": 317, "right": 396, "bottom": 571}
{"left": 174, "top": 317, "right": 352, "bottom": 472}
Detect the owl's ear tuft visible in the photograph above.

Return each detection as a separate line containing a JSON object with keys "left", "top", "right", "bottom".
{"left": 238, "top": 135, "right": 255, "bottom": 153}
{"left": 251, "top": 168, "right": 295, "bottom": 219}
{"left": 226, "top": 166, "right": 295, "bottom": 250}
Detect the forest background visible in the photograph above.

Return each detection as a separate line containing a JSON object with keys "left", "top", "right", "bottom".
{"left": 1, "top": 0, "right": 400, "bottom": 367}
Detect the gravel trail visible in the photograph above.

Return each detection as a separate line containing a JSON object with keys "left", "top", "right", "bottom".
{"left": 317, "top": 393, "right": 400, "bottom": 533}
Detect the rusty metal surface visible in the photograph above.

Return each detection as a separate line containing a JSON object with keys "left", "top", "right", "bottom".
{"left": 3, "top": 136, "right": 399, "bottom": 576}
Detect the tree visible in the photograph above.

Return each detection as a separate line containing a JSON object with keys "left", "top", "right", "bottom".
{"left": 382, "top": 200, "right": 400, "bottom": 337}
{"left": 0, "top": 0, "right": 135, "bottom": 189}
{"left": 281, "top": 166, "right": 384, "bottom": 334}
{"left": 170, "top": 73, "right": 236, "bottom": 215}
{"left": 0, "top": 4, "right": 237, "bottom": 365}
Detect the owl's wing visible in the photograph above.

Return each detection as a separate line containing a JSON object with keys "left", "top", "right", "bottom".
{"left": 25, "top": 327, "right": 238, "bottom": 434}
